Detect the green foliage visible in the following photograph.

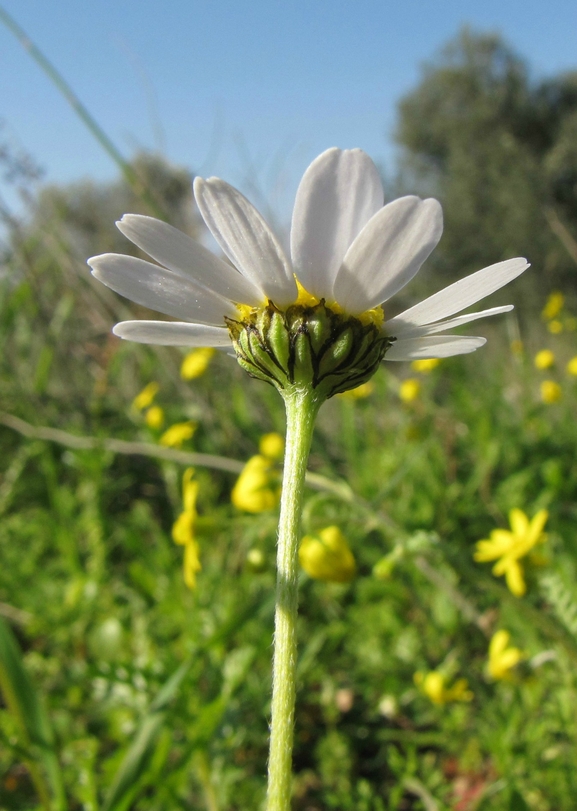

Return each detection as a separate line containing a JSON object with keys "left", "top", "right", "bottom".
{"left": 2, "top": 33, "right": 577, "bottom": 810}
{"left": 396, "top": 29, "right": 577, "bottom": 300}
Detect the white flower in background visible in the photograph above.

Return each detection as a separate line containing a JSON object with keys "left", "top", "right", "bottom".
{"left": 88, "top": 148, "right": 528, "bottom": 369}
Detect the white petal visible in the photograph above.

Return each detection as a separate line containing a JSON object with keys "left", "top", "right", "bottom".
{"left": 387, "top": 258, "right": 529, "bottom": 331}
{"left": 113, "top": 320, "right": 231, "bottom": 347}
{"left": 385, "top": 335, "right": 487, "bottom": 361}
{"left": 391, "top": 305, "right": 513, "bottom": 339}
{"left": 290, "top": 147, "right": 384, "bottom": 299}
{"left": 88, "top": 254, "right": 236, "bottom": 325}
{"left": 194, "top": 177, "right": 296, "bottom": 306}
{"left": 333, "top": 196, "right": 443, "bottom": 313}
{"left": 116, "top": 214, "right": 262, "bottom": 305}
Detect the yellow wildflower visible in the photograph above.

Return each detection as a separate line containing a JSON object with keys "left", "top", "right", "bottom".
{"left": 159, "top": 421, "right": 197, "bottom": 448}
{"left": 232, "top": 454, "right": 281, "bottom": 513}
{"left": 534, "top": 349, "right": 555, "bottom": 370}
{"left": 474, "top": 509, "right": 548, "bottom": 596}
{"left": 259, "top": 432, "right": 285, "bottom": 461}
{"left": 566, "top": 356, "right": 577, "bottom": 376}
{"left": 542, "top": 292, "right": 564, "bottom": 321}
{"left": 487, "top": 630, "right": 524, "bottom": 680}
{"left": 399, "top": 378, "right": 421, "bottom": 402}
{"left": 414, "top": 671, "right": 473, "bottom": 705}
{"left": 547, "top": 320, "right": 563, "bottom": 334}
{"left": 172, "top": 468, "right": 201, "bottom": 589}
{"left": 411, "top": 358, "right": 440, "bottom": 373}
{"left": 181, "top": 347, "right": 215, "bottom": 380}
{"left": 299, "top": 526, "right": 356, "bottom": 583}
{"left": 540, "top": 380, "right": 562, "bottom": 404}
{"left": 337, "top": 381, "right": 375, "bottom": 400}
{"left": 132, "top": 381, "right": 159, "bottom": 411}
{"left": 183, "top": 540, "right": 202, "bottom": 589}
{"left": 145, "top": 405, "right": 165, "bottom": 429}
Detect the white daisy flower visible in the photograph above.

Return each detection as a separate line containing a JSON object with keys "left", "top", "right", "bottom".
{"left": 88, "top": 147, "right": 528, "bottom": 377}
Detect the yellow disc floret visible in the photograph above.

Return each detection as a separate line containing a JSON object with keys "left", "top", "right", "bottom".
{"left": 235, "top": 277, "right": 384, "bottom": 328}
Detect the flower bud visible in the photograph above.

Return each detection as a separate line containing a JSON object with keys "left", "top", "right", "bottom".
{"left": 227, "top": 299, "right": 392, "bottom": 400}
{"left": 299, "top": 526, "right": 356, "bottom": 583}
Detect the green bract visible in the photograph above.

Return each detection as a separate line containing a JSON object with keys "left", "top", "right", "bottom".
{"left": 227, "top": 300, "right": 393, "bottom": 400}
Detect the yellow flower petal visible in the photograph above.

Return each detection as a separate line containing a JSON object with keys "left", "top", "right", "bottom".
{"left": 527, "top": 509, "right": 549, "bottom": 546}
{"left": 509, "top": 508, "right": 529, "bottom": 537}
{"left": 259, "top": 432, "right": 285, "bottom": 461}
{"left": 534, "top": 349, "right": 555, "bottom": 370}
{"left": 542, "top": 291, "right": 564, "bottom": 320}
{"left": 411, "top": 358, "right": 440, "bottom": 373}
{"left": 181, "top": 347, "right": 215, "bottom": 380}
{"left": 159, "top": 421, "right": 197, "bottom": 448}
{"left": 337, "top": 381, "right": 375, "bottom": 399}
{"left": 488, "top": 630, "right": 524, "bottom": 679}
{"left": 232, "top": 455, "right": 280, "bottom": 513}
{"left": 489, "top": 629, "right": 510, "bottom": 658}
{"left": 172, "top": 510, "right": 195, "bottom": 545}
{"left": 132, "top": 381, "right": 159, "bottom": 411}
{"left": 415, "top": 671, "right": 473, "bottom": 705}
{"left": 567, "top": 356, "right": 577, "bottom": 376}
{"left": 399, "top": 378, "right": 421, "bottom": 402}
{"left": 183, "top": 473, "right": 199, "bottom": 516}
{"left": 183, "top": 540, "right": 201, "bottom": 589}
{"left": 474, "top": 531, "right": 515, "bottom": 561}
{"left": 145, "top": 405, "right": 165, "bottom": 429}
{"left": 540, "top": 380, "right": 562, "bottom": 404}
{"left": 299, "top": 526, "right": 356, "bottom": 583}
{"left": 504, "top": 560, "right": 526, "bottom": 596}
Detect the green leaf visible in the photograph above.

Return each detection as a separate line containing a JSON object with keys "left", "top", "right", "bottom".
{"left": 0, "top": 616, "right": 66, "bottom": 810}
{"left": 509, "top": 789, "right": 530, "bottom": 811}
{"left": 102, "top": 658, "right": 192, "bottom": 811}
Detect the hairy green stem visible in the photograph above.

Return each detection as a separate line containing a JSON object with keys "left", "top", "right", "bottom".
{"left": 267, "top": 387, "right": 320, "bottom": 811}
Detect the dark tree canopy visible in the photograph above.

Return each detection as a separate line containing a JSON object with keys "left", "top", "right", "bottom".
{"left": 396, "top": 29, "right": 577, "bottom": 299}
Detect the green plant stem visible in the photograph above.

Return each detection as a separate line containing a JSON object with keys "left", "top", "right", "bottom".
{"left": 267, "top": 387, "right": 320, "bottom": 811}
{"left": 0, "top": 4, "right": 166, "bottom": 218}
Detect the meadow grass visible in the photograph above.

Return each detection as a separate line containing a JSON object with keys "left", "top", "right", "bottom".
{"left": 1, "top": 210, "right": 577, "bottom": 811}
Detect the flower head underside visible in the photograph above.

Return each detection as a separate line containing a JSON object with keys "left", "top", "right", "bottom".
{"left": 88, "top": 148, "right": 529, "bottom": 397}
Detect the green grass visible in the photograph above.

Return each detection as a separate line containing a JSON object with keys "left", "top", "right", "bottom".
{"left": 1, "top": 154, "right": 577, "bottom": 809}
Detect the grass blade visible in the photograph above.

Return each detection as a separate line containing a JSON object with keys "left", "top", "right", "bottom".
{"left": 0, "top": 616, "right": 66, "bottom": 810}
{"left": 102, "top": 659, "right": 192, "bottom": 811}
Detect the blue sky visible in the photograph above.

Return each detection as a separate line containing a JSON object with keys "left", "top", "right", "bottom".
{"left": 1, "top": 0, "right": 577, "bottom": 213}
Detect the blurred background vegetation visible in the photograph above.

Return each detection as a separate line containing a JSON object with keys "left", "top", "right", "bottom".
{"left": 1, "top": 29, "right": 577, "bottom": 811}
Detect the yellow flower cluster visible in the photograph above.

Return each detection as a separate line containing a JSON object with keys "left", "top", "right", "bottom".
{"left": 474, "top": 508, "right": 548, "bottom": 596}
{"left": 298, "top": 526, "right": 356, "bottom": 583}
{"left": 414, "top": 671, "right": 473, "bottom": 705}
{"left": 397, "top": 358, "right": 441, "bottom": 403}
{"left": 172, "top": 468, "right": 201, "bottom": 589}
{"left": 231, "top": 433, "right": 284, "bottom": 513}
{"left": 541, "top": 291, "right": 577, "bottom": 334}
{"left": 132, "top": 382, "right": 199, "bottom": 442}
{"left": 542, "top": 291, "right": 564, "bottom": 321}
{"left": 132, "top": 382, "right": 165, "bottom": 429}
{"left": 532, "top": 349, "right": 562, "bottom": 404}
{"left": 532, "top": 345, "right": 577, "bottom": 403}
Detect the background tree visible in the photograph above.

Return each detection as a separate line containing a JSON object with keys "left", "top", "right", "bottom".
{"left": 395, "top": 29, "right": 577, "bottom": 304}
